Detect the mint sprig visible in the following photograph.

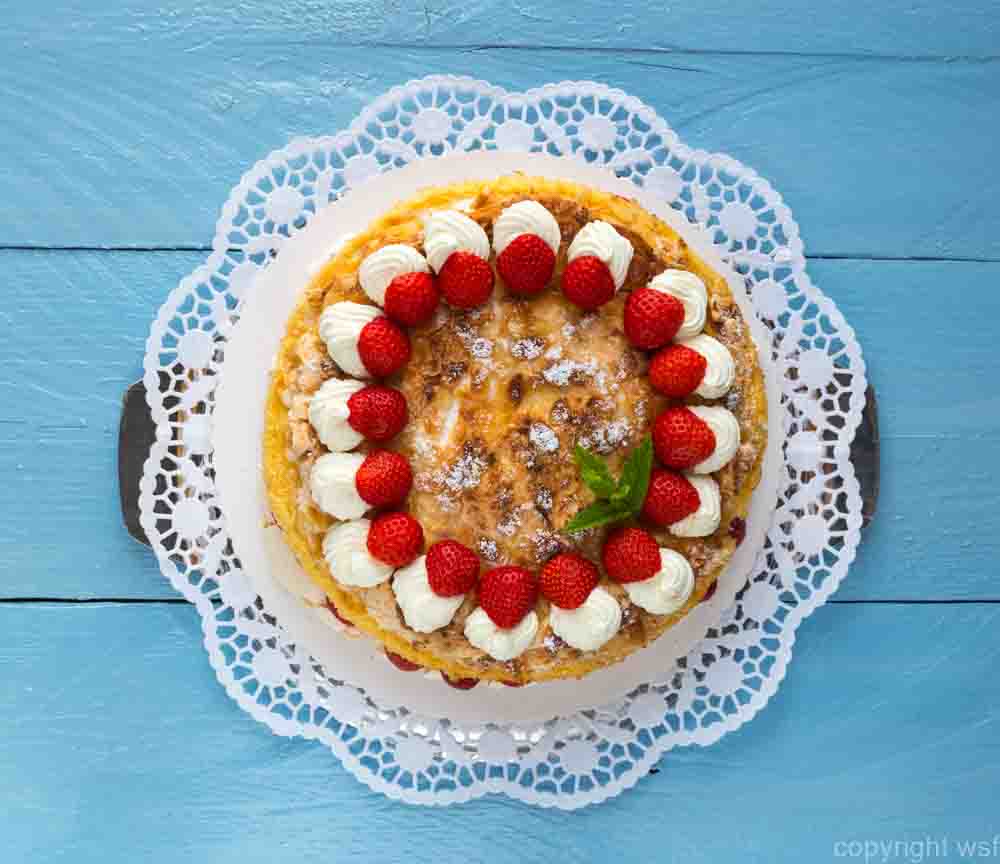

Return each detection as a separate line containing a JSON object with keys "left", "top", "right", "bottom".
{"left": 564, "top": 436, "right": 653, "bottom": 534}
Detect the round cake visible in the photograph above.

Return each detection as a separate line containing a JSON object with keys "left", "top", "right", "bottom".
{"left": 263, "top": 174, "right": 767, "bottom": 684}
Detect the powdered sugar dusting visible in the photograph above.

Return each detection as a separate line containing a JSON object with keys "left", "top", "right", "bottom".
{"left": 432, "top": 446, "right": 488, "bottom": 493}
{"left": 529, "top": 422, "right": 559, "bottom": 453}
{"left": 511, "top": 336, "right": 545, "bottom": 360}
{"left": 578, "top": 418, "right": 632, "bottom": 454}
{"left": 470, "top": 338, "right": 493, "bottom": 359}
{"left": 477, "top": 537, "right": 499, "bottom": 562}
{"left": 542, "top": 357, "right": 608, "bottom": 392}
{"left": 498, "top": 511, "right": 521, "bottom": 537}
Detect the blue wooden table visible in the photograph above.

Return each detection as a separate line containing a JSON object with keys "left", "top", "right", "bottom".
{"left": 3, "top": 3, "right": 998, "bottom": 861}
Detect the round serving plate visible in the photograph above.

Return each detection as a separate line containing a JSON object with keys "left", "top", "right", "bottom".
{"left": 136, "top": 76, "right": 867, "bottom": 808}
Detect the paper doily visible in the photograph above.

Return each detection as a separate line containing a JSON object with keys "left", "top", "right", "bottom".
{"left": 139, "top": 76, "right": 866, "bottom": 808}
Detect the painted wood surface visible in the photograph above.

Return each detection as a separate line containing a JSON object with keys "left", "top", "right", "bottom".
{"left": 4, "top": 1, "right": 998, "bottom": 858}
{"left": 3, "top": 602, "right": 998, "bottom": 863}
{"left": 1, "top": 25, "right": 997, "bottom": 256}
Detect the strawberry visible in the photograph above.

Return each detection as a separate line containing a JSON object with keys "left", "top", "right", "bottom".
{"left": 358, "top": 316, "right": 411, "bottom": 378}
{"left": 728, "top": 517, "right": 747, "bottom": 545}
{"left": 649, "top": 343, "right": 707, "bottom": 398}
{"left": 652, "top": 407, "right": 716, "bottom": 470}
{"left": 561, "top": 255, "right": 616, "bottom": 310}
{"left": 479, "top": 565, "right": 538, "bottom": 628}
{"left": 441, "top": 672, "right": 479, "bottom": 690}
{"left": 497, "top": 234, "right": 556, "bottom": 297}
{"left": 347, "top": 385, "right": 408, "bottom": 442}
{"left": 384, "top": 271, "right": 439, "bottom": 326}
{"left": 325, "top": 599, "right": 354, "bottom": 627}
{"left": 385, "top": 649, "right": 421, "bottom": 671}
{"left": 601, "top": 526, "right": 661, "bottom": 584}
{"left": 439, "top": 251, "right": 494, "bottom": 309}
{"left": 641, "top": 469, "right": 700, "bottom": 527}
{"left": 623, "top": 287, "right": 685, "bottom": 350}
{"left": 426, "top": 539, "right": 480, "bottom": 597}
{"left": 355, "top": 450, "right": 412, "bottom": 509}
{"left": 539, "top": 552, "right": 599, "bottom": 610}
{"left": 366, "top": 511, "right": 424, "bottom": 567}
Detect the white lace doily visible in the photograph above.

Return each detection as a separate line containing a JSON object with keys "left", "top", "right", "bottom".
{"left": 139, "top": 76, "right": 866, "bottom": 808}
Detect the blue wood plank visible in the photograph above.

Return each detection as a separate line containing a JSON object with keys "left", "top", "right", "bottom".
{"left": 1, "top": 38, "right": 997, "bottom": 256}
{"left": 1, "top": 252, "right": 997, "bottom": 600}
{"left": 8, "top": 0, "right": 998, "bottom": 56}
{"left": 3, "top": 602, "right": 997, "bottom": 862}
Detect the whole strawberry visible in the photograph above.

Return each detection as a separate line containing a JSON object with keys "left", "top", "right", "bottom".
{"left": 540, "top": 552, "right": 599, "bottom": 610}
{"left": 439, "top": 250, "right": 494, "bottom": 309}
{"left": 358, "top": 316, "right": 411, "bottom": 377}
{"left": 649, "top": 343, "right": 707, "bottom": 398}
{"left": 347, "top": 385, "right": 408, "bottom": 442}
{"left": 479, "top": 565, "right": 538, "bottom": 628}
{"left": 602, "top": 526, "right": 661, "bottom": 583}
{"left": 384, "top": 271, "right": 439, "bottom": 326}
{"left": 624, "top": 287, "right": 685, "bottom": 350}
{"left": 367, "top": 511, "right": 424, "bottom": 567}
{"left": 426, "top": 539, "right": 480, "bottom": 597}
{"left": 355, "top": 450, "right": 413, "bottom": 508}
{"left": 653, "top": 407, "right": 716, "bottom": 470}
{"left": 561, "top": 255, "right": 616, "bottom": 310}
{"left": 641, "top": 469, "right": 700, "bottom": 527}
{"left": 497, "top": 234, "right": 556, "bottom": 297}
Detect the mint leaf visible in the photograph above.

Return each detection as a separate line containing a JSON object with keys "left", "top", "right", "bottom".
{"left": 610, "top": 481, "right": 632, "bottom": 504}
{"left": 563, "top": 500, "right": 633, "bottom": 534}
{"left": 573, "top": 445, "right": 616, "bottom": 499}
{"left": 622, "top": 436, "right": 654, "bottom": 512}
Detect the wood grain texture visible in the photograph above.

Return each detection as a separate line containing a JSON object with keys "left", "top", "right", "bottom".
{"left": 2, "top": 253, "right": 996, "bottom": 600}
{"left": 7, "top": 0, "right": 999, "bottom": 56}
{"left": 1, "top": 36, "right": 997, "bottom": 256}
{"left": 3, "top": 602, "right": 997, "bottom": 863}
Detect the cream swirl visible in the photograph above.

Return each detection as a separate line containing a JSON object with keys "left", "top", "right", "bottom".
{"left": 358, "top": 244, "right": 429, "bottom": 306}
{"left": 492, "top": 200, "right": 561, "bottom": 256}
{"left": 624, "top": 548, "right": 695, "bottom": 615}
{"left": 317, "top": 301, "right": 381, "bottom": 378}
{"left": 308, "top": 378, "right": 365, "bottom": 452}
{"left": 567, "top": 220, "right": 634, "bottom": 289}
{"left": 322, "top": 518, "right": 394, "bottom": 587}
{"left": 548, "top": 586, "right": 622, "bottom": 652}
{"left": 689, "top": 405, "right": 741, "bottom": 474}
{"left": 423, "top": 210, "right": 490, "bottom": 273}
{"left": 669, "top": 474, "right": 721, "bottom": 537}
{"left": 392, "top": 555, "right": 464, "bottom": 633}
{"left": 309, "top": 452, "right": 367, "bottom": 520}
{"left": 649, "top": 269, "right": 708, "bottom": 339}
{"left": 464, "top": 608, "right": 539, "bottom": 661}
{"left": 679, "top": 333, "right": 735, "bottom": 399}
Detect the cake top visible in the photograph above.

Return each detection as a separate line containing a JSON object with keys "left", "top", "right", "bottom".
{"left": 264, "top": 174, "right": 767, "bottom": 684}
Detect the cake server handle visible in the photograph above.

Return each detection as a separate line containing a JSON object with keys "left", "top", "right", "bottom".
{"left": 117, "top": 381, "right": 880, "bottom": 546}
{"left": 118, "top": 379, "right": 156, "bottom": 546}
{"left": 851, "top": 384, "right": 880, "bottom": 529}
